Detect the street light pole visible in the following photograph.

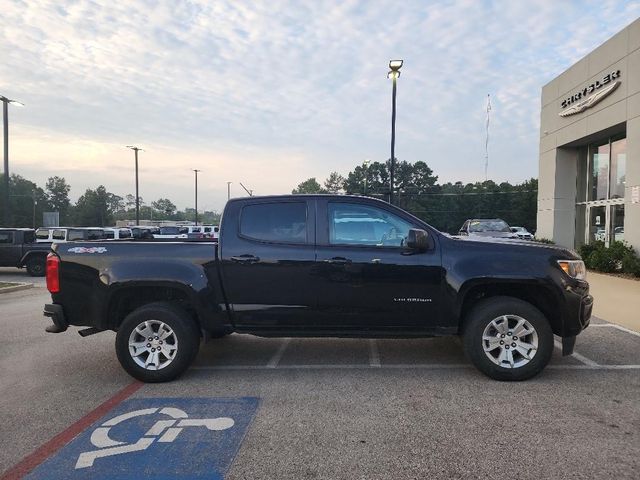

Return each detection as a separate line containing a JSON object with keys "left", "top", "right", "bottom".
{"left": 387, "top": 60, "right": 403, "bottom": 205}
{"left": 227, "top": 181, "right": 231, "bottom": 201}
{"left": 193, "top": 169, "right": 201, "bottom": 225}
{"left": 1, "top": 95, "right": 24, "bottom": 226}
{"left": 126, "top": 146, "right": 143, "bottom": 226}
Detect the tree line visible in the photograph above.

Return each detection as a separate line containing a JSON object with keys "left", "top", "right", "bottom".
{"left": 0, "top": 174, "right": 221, "bottom": 227}
{"left": 291, "top": 160, "right": 538, "bottom": 234}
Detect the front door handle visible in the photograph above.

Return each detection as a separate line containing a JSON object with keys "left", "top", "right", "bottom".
{"left": 230, "top": 254, "right": 260, "bottom": 264}
{"left": 323, "top": 257, "right": 352, "bottom": 265}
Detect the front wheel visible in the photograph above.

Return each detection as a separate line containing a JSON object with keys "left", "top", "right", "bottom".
{"left": 115, "top": 302, "right": 200, "bottom": 383}
{"left": 463, "top": 297, "right": 553, "bottom": 381}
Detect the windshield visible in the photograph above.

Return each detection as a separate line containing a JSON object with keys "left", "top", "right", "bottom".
{"left": 469, "top": 220, "right": 510, "bottom": 233}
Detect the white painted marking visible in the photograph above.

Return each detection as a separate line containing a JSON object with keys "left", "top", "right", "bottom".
{"left": 368, "top": 339, "right": 381, "bottom": 367}
{"left": 76, "top": 438, "right": 154, "bottom": 469}
{"left": 158, "top": 427, "right": 182, "bottom": 443}
{"left": 266, "top": 338, "right": 291, "bottom": 368}
{"left": 89, "top": 427, "right": 126, "bottom": 448}
{"left": 589, "top": 323, "right": 640, "bottom": 338}
{"left": 76, "top": 407, "right": 235, "bottom": 469}
{"left": 191, "top": 363, "right": 640, "bottom": 371}
{"left": 554, "top": 340, "right": 600, "bottom": 367}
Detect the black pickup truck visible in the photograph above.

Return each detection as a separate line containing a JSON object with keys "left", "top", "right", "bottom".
{"left": 43, "top": 195, "right": 593, "bottom": 382}
{"left": 0, "top": 228, "right": 51, "bottom": 276}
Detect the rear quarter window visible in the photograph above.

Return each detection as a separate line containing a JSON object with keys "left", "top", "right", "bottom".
{"left": 240, "top": 202, "right": 307, "bottom": 243}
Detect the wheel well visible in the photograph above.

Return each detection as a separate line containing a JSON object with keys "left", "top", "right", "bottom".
{"left": 107, "top": 286, "right": 197, "bottom": 330}
{"left": 459, "top": 283, "right": 561, "bottom": 335}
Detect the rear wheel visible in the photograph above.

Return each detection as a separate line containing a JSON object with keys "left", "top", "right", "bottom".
{"left": 26, "top": 256, "right": 46, "bottom": 276}
{"left": 463, "top": 297, "right": 553, "bottom": 381}
{"left": 115, "top": 302, "right": 200, "bottom": 383}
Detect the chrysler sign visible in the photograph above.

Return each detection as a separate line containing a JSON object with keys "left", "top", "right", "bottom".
{"left": 559, "top": 70, "right": 621, "bottom": 117}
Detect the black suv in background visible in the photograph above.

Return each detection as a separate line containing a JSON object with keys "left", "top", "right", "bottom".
{"left": 0, "top": 228, "right": 51, "bottom": 276}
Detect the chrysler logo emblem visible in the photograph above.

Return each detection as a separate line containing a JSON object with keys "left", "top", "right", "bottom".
{"left": 559, "top": 70, "right": 621, "bottom": 117}
{"left": 559, "top": 81, "right": 620, "bottom": 117}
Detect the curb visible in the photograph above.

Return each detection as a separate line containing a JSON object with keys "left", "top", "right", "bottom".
{"left": 0, "top": 283, "right": 34, "bottom": 294}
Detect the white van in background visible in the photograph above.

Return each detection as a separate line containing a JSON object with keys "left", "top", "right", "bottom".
{"left": 104, "top": 228, "right": 133, "bottom": 239}
{"left": 35, "top": 227, "right": 106, "bottom": 243}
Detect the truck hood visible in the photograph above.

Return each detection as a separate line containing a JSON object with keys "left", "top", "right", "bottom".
{"left": 444, "top": 233, "right": 581, "bottom": 259}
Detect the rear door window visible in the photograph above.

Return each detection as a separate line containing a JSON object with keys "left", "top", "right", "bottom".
{"left": 240, "top": 202, "right": 307, "bottom": 243}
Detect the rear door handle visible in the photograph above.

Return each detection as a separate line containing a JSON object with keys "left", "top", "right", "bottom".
{"left": 323, "top": 257, "right": 352, "bottom": 265}
{"left": 230, "top": 254, "right": 260, "bottom": 264}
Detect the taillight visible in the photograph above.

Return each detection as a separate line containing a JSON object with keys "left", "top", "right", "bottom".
{"left": 46, "top": 253, "right": 60, "bottom": 293}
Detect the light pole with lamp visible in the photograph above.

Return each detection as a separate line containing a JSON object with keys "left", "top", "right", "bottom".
{"left": 1, "top": 95, "right": 24, "bottom": 226}
{"left": 126, "top": 146, "right": 143, "bottom": 226}
{"left": 193, "top": 169, "right": 201, "bottom": 225}
{"left": 387, "top": 60, "right": 403, "bottom": 205}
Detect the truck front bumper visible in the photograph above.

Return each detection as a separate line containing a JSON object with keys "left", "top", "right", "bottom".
{"left": 44, "top": 303, "right": 68, "bottom": 333}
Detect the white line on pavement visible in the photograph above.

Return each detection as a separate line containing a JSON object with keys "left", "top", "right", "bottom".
{"left": 589, "top": 323, "right": 640, "bottom": 338}
{"left": 554, "top": 340, "right": 600, "bottom": 367}
{"left": 266, "top": 338, "right": 291, "bottom": 368}
{"left": 191, "top": 363, "right": 640, "bottom": 371}
{"left": 368, "top": 339, "right": 381, "bottom": 367}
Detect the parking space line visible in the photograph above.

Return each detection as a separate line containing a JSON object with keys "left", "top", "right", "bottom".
{"left": 0, "top": 381, "right": 142, "bottom": 480}
{"left": 266, "top": 338, "right": 291, "bottom": 368}
{"left": 191, "top": 363, "right": 640, "bottom": 371}
{"left": 589, "top": 323, "right": 640, "bottom": 338}
{"left": 368, "top": 339, "right": 381, "bottom": 367}
{"left": 554, "top": 340, "right": 600, "bottom": 367}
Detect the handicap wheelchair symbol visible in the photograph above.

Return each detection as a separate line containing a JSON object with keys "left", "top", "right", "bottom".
{"left": 75, "top": 406, "right": 234, "bottom": 469}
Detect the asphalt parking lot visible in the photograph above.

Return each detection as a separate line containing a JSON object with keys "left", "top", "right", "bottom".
{"left": 1, "top": 268, "right": 639, "bottom": 479}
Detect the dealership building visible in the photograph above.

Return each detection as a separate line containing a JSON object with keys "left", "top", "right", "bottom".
{"left": 537, "top": 18, "right": 640, "bottom": 252}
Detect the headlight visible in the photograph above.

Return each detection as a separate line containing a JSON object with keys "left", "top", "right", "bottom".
{"left": 557, "top": 260, "right": 586, "bottom": 280}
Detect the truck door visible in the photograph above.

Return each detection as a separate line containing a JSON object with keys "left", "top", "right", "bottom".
{"left": 219, "top": 198, "right": 317, "bottom": 329}
{"left": 0, "top": 231, "right": 21, "bottom": 266}
{"left": 314, "top": 199, "right": 443, "bottom": 329}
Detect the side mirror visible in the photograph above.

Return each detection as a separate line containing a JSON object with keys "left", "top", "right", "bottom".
{"left": 406, "top": 228, "right": 429, "bottom": 251}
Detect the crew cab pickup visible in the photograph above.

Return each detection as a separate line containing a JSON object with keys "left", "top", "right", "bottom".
{"left": 43, "top": 195, "right": 593, "bottom": 382}
{"left": 0, "top": 228, "right": 51, "bottom": 276}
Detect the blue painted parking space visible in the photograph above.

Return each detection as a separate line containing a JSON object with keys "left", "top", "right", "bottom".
{"left": 25, "top": 397, "right": 260, "bottom": 480}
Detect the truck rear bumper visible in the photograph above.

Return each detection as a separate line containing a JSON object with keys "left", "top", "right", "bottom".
{"left": 44, "top": 303, "right": 68, "bottom": 333}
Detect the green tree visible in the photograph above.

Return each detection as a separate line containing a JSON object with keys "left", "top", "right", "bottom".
{"left": 152, "top": 198, "right": 177, "bottom": 216}
{"left": 292, "top": 178, "right": 326, "bottom": 194}
{"left": 74, "top": 186, "right": 122, "bottom": 226}
{"left": 45, "top": 176, "right": 71, "bottom": 224}
{"left": 323, "top": 172, "right": 345, "bottom": 194}
{"left": 0, "top": 174, "right": 49, "bottom": 227}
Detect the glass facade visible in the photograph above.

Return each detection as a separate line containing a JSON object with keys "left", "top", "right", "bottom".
{"left": 577, "top": 134, "right": 626, "bottom": 247}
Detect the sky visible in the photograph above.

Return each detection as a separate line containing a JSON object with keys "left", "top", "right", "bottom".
{"left": 1, "top": 0, "right": 639, "bottom": 212}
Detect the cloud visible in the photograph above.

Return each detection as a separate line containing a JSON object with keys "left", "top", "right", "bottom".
{"left": 1, "top": 0, "right": 638, "bottom": 210}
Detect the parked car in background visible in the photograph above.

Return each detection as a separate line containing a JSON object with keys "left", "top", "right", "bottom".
{"left": 104, "top": 228, "right": 133, "bottom": 240}
{"left": 202, "top": 225, "right": 220, "bottom": 239}
{"left": 510, "top": 226, "right": 533, "bottom": 240}
{"left": 458, "top": 219, "right": 519, "bottom": 239}
{"left": 0, "top": 228, "right": 51, "bottom": 276}
{"left": 130, "top": 226, "right": 160, "bottom": 239}
{"left": 153, "top": 226, "right": 188, "bottom": 239}
{"left": 35, "top": 227, "right": 106, "bottom": 243}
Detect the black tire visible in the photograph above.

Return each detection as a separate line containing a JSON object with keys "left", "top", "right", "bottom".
{"left": 26, "top": 256, "right": 46, "bottom": 277}
{"left": 462, "top": 296, "right": 553, "bottom": 381}
{"left": 115, "top": 302, "right": 200, "bottom": 383}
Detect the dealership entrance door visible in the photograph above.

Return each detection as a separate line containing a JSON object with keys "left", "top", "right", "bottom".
{"left": 576, "top": 135, "right": 626, "bottom": 247}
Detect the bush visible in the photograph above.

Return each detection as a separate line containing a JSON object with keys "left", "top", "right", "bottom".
{"left": 533, "top": 238, "right": 555, "bottom": 244}
{"left": 579, "top": 241, "right": 640, "bottom": 277}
